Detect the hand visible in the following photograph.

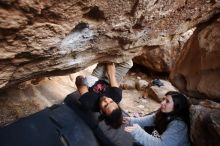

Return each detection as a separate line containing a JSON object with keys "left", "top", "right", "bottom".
{"left": 75, "top": 75, "right": 88, "bottom": 96}
{"left": 122, "top": 117, "right": 131, "bottom": 124}
{"left": 124, "top": 124, "right": 139, "bottom": 133}
{"left": 106, "top": 63, "right": 116, "bottom": 77}
{"left": 75, "top": 75, "right": 87, "bottom": 87}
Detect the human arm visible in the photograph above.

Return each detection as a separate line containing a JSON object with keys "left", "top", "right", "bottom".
{"left": 75, "top": 75, "right": 98, "bottom": 111}
{"left": 75, "top": 76, "right": 89, "bottom": 96}
{"left": 106, "top": 63, "right": 119, "bottom": 87}
{"left": 78, "top": 86, "right": 89, "bottom": 96}
{"left": 123, "top": 113, "right": 156, "bottom": 128}
{"left": 125, "top": 120, "right": 189, "bottom": 146}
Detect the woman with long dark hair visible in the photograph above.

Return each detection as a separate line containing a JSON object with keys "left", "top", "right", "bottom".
{"left": 124, "top": 91, "right": 190, "bottom": 146}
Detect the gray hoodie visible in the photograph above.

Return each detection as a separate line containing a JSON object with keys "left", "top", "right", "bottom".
{"left": 128, "top": 113, "right": 190, "bottom": 146}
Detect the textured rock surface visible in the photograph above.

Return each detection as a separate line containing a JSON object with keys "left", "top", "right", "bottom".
{"left": 190, "top": 100, "right": 220, "bottom": 146}
{"left": 170, "top": 15, "right": 220, "bottom": 101}
{"left": 146, "top": 79, "right": 178, "bottom": 102}
{"left": 135, "top": 79, "right": 149, "bottom": 91}
{"left": 133, "top": 28, "right": 195, "bottom": 72}
{"left": 0, "top": 0, "right": 219, "bottom": 89}
{"left": 120, "top": 79, "right": 136, "bottom": 90}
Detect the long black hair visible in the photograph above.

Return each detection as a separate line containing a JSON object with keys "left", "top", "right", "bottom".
{"left": 155, "top": 91, "right": 190, "bottom": 134}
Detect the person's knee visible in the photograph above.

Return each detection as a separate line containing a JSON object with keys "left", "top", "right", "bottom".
{"left": 126, "top": 59, "right": 133, "bottom": 69}
{"left": 119, "top": 59, "right": 133, "bottom": 69}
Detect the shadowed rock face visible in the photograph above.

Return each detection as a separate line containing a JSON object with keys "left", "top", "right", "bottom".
{"left": 170, "top": 15, "right": 220, "bottom": 101}
{"left": 0, "top": 0, "right": 219, "bottom": 89}
{"left": 133, "top": 28, "right": 195, "bottom": 72}
{"left": 169, "top": 15, "right": 220, "bottom": 146}
{"left": 190, "top": 100, "right": 220, "bottom": 146}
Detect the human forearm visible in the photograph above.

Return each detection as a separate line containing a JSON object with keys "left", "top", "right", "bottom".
{"left": 129, "top": 113, "right": 156, "bottom": 127}
{"left": 108, "top": 73, "right": 119, "bottom": 87}
{"left": 106, "top": 63, "right": 119, "bottom": 87}
{"left": 130, "top": 125, "right": 163, "bottom": 146}
{"left": 129, "top": 120, "right": 188, "bottom": 146}
{"left": 78, "top": 86, "right": 89, "bottom": 96}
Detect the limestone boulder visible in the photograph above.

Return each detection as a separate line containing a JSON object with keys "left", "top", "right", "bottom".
{"left": 0, "top": 0, "right": 219, "bottom": 89}
{"left": 170, "top": 15, "right": 220, "bottom": 101}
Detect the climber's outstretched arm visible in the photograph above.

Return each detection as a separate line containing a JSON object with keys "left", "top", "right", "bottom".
{"left": 106, "top": 63, "right": 119, "bottom": 88}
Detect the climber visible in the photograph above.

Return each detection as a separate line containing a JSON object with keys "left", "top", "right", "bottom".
{"left": 124, "top": 91, "right": 190, "bottom": 146}
{"left": 75, "top": 60, "right": 133, "bottom": 129}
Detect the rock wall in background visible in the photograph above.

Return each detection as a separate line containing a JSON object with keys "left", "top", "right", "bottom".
{"left": 190, "top": 99, "right": 220, "bottom": 146}
{"left": 170, "top": 15, "right": 220, "bottom": 146}
{"left": 133, "top": 28, "right": 195, "bottom": 72}
{"left": 0, "top": 0, "right": 219, "bottom": 89}
{"left": 170, "top": 15, "right": 220, "bottom": 101}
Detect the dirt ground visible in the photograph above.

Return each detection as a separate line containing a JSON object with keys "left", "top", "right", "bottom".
{"left": 121, "top": 89, "right": 159, "bottom": 116}
{"left": 0, "top": 64, "right": 161, "bottom": 126}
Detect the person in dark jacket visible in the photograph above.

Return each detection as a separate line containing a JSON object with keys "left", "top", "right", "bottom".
{"left": 76, "top": 60, "right": 133, "bottom": 129}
